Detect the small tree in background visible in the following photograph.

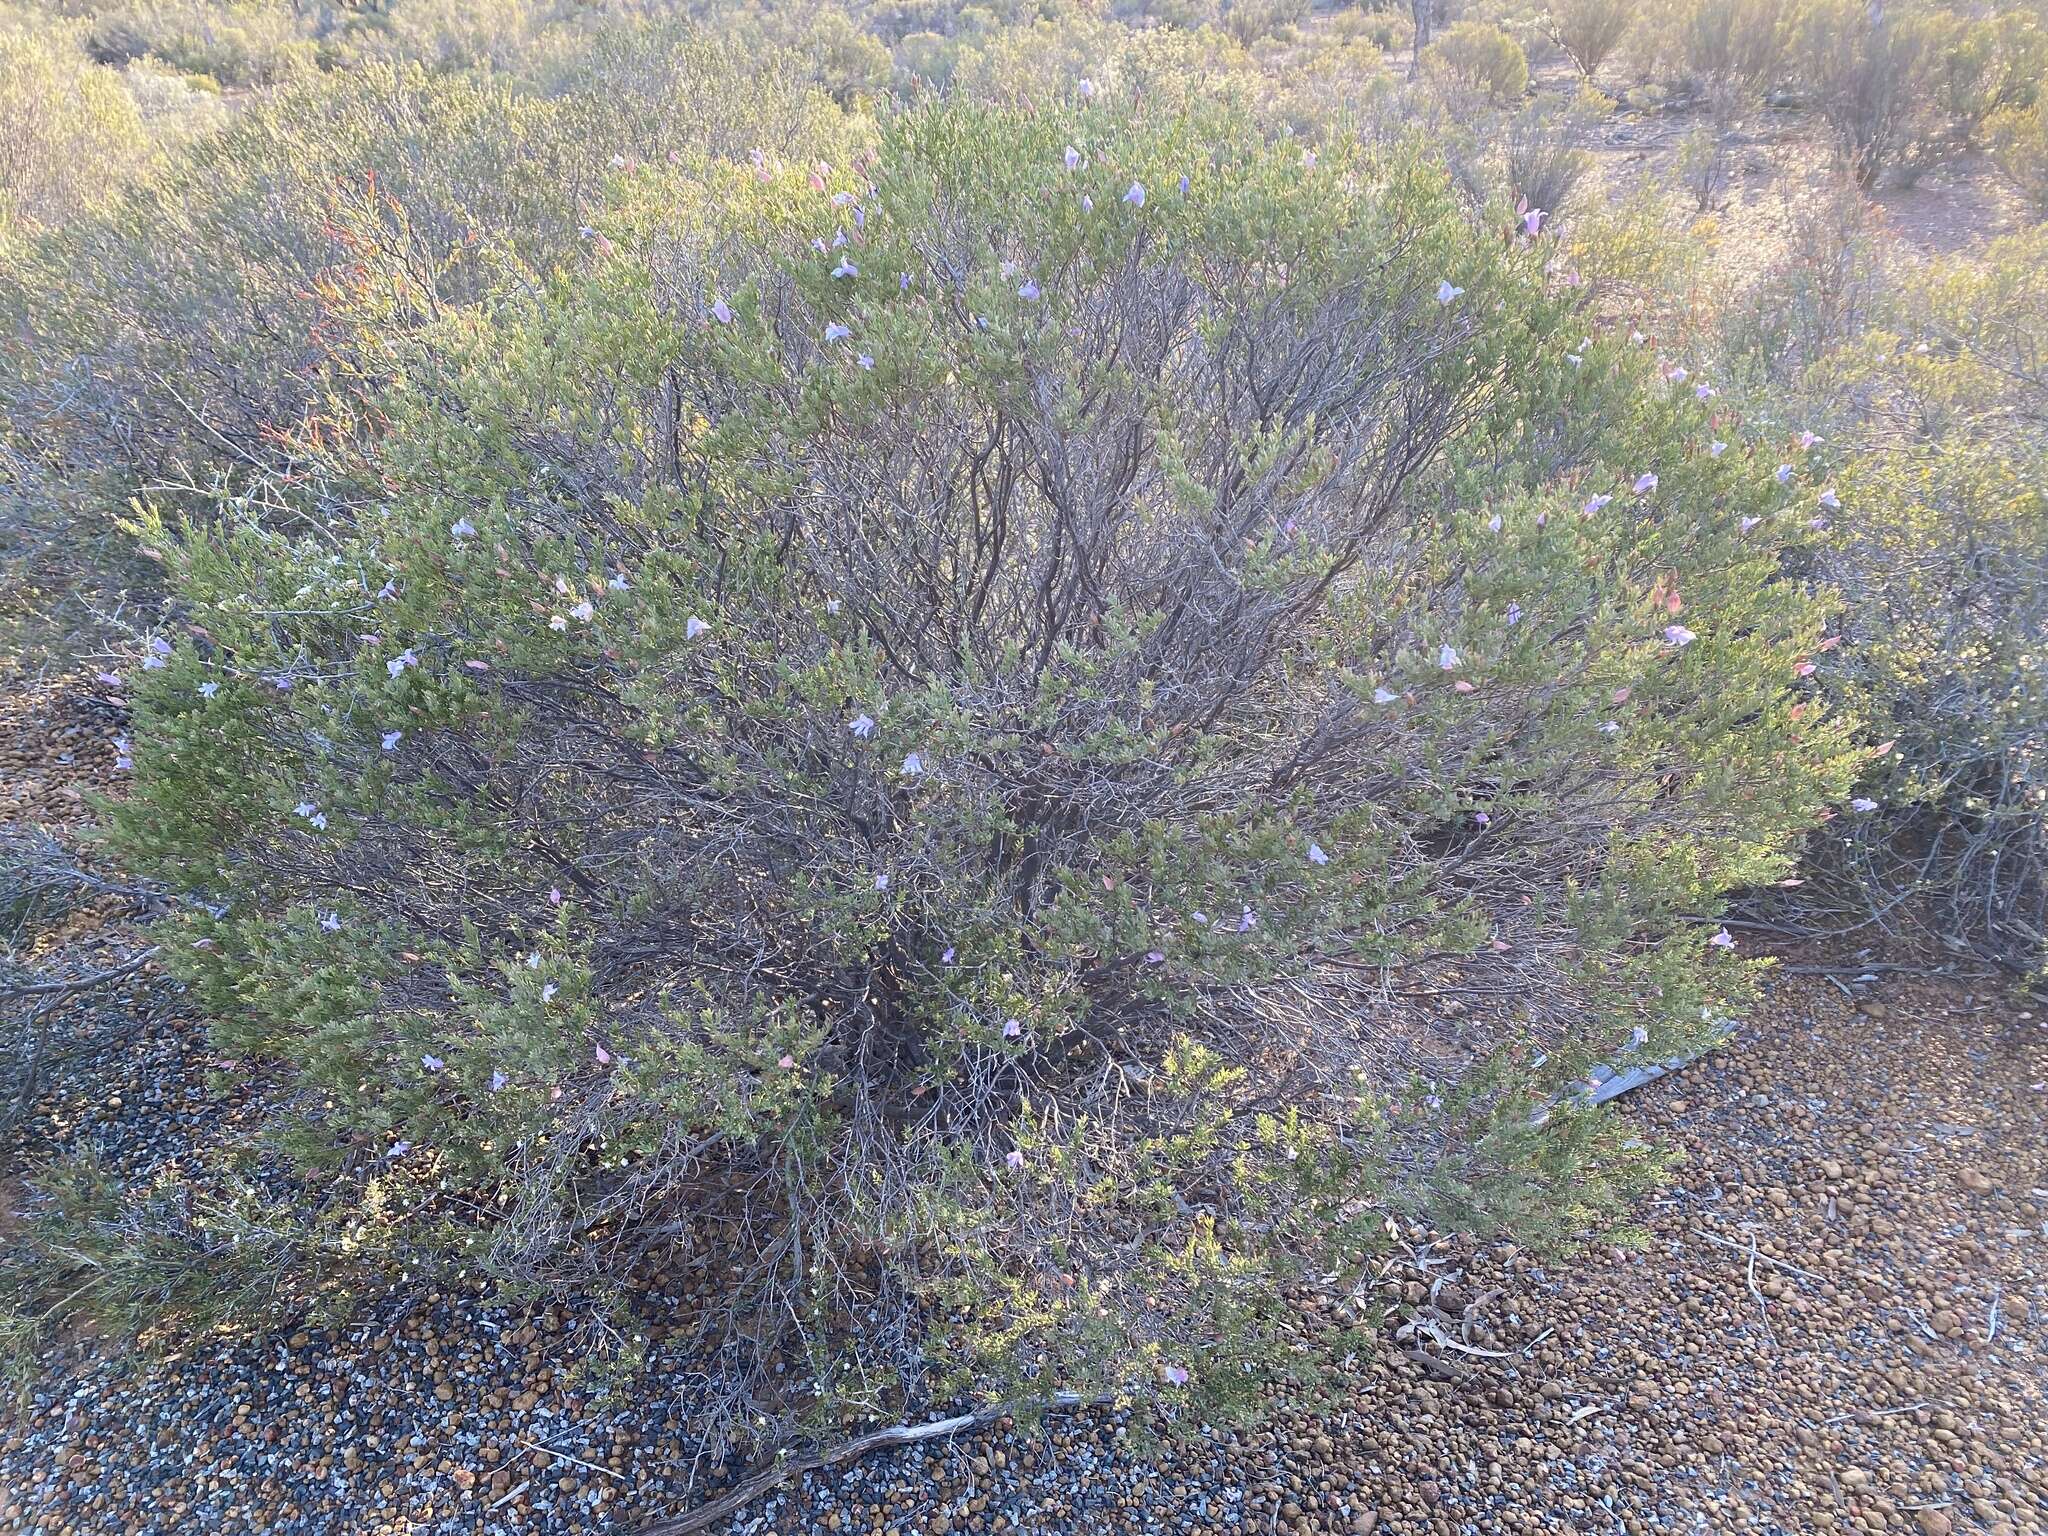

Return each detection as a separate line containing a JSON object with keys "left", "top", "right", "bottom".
{"left": 1544, "top": 0, "right": 1637, "bottom": 81}
{"left": 104, "top": 94, "right": 1858, "bottom": 1449}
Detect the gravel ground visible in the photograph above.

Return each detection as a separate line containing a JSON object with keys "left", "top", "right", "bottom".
{"left": 5, "top": 681, "right": 2045, "bottom": 1536}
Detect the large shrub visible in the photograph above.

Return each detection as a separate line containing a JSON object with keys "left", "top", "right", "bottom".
{"left": 107, "top": 98, "right": 1854, "bottom": 1446}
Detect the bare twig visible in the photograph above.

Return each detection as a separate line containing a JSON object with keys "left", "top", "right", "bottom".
{"left": 634, "top": 1392, "right": 1108, "bottom": 1536}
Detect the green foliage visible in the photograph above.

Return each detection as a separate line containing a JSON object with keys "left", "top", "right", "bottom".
{"left": 1792, "top": 229, "right": 2048, "bottom": 977}
{"left": 1424, "top": 20, "right": 1531, "bottom": 104}
{"left": 1629, "top": 0, "right": 1796, "bottom": 94}
{"left": 0, "top": 22, "right": 149, "bottom": 244}
{"left": 1989, "top": 101, "right": 2048, "bottom": 212}
{"left": 98, "top": 91, "right": 1854, "bottom": 1445}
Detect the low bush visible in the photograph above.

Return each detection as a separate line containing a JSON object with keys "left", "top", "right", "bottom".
{"left": 105, "top": 95, "right": 1856, "bottom": 1444}
{"left": 1424, "top": 20, "right": 1530, "bottom": 104}
{"left": 1790, "top": 230, "right": 2048, "bottom": 978}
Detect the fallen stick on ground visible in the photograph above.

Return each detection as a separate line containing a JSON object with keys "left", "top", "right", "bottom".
{"left": 634, "top": 1392, "right": 1108, "bottom": 1536}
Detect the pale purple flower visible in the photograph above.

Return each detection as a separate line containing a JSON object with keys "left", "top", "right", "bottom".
{"left": 899, "top": 272, "right": 913, "bottom": 291}
{"left": 857, "top": 354, "right": 874, "bottom": 371}
{"left": 594, "top": 1042, "right": 612, "bottom": 1065}
{"left": 1373, "top": 686, "right": 1399, "bottom": 704}
{"left": 387, "top": 1141, "right": 411, "bottom": 1159}
{"left": 319, "top": 910, "right": 341, "bottom": 933}
{"left": 450, "top": 516, "right": 476, "bottom": 539}
{"left": 199, "top": 681, "right": 219, "bottom": 698}
{"left": 824, "top": 322, "right": 851, "bottom": 343}
{"left": 491, "top": 1071, "right": 507, "bottom": 1093}
{"left": 1437, "top": 279, "right": 1463, "bottom": 304}
{"left": 1064, "top": 144, "right": 1081, "bottom": 170}
{"left": 1850, "top": 797, "right": 1878, "bottom": 812}
{"left": 142, "top": 653, "right": 166, "bottom": 671}
{"left": 569, "top": 600, "right": 595, "bottom": 623}
{"left": 1018, "top": 279, "right": 1040, "bottom": 301}
{"left": 422, "top": 1054, "right": 444, "bottom": 1072}
{"left": 1302, "top": 148, "right": 1317, "bottom": 169}
{"left": 1474, "top": 812, "right": 1490, "bottom": 826}
{"left": 381, "top": 729, "right": 403, "bottom": 752}
{"left": 1817, "top": 487, "right": 1840, "bottom": 510}
{"left": 1079, "top": 77, "right": 1096, "bottom": 99}
{"left": 874, "top": 873, "right": 890, "bottom": 891}
{"left": 1191, "top": 911, "right": 1208, "bottom": 926}
{"left": 1696, "top": 383, "right": 1716, "bottom": 400}
{"left": 1775, "top": 464, "right": 1794, "bottom": 485}
{"left": 1668, "top": 365, "right": 1688, "bottom": 383}
{"left": 1707, "top": 929, "right": 1735, "bottom": 949}
{"left": 550, "top": 615, "right": 569, "bottom": 632}
{"left": 608, "top": 572, "right": 630, "bottom": 591}
{"left": 272, "top": 674, "right": 294, "bottom": 692}
{"left": 901, "top": 751, "right": 924, "bottom": 776}
{"left": 1438, "top": 643, "right": 1459, "bottom": 671}
{"left": 1584, "top": 493, "right": 1612, "bottom": 515}
{"left": 1599, "top": 720, "right": 1620, "bottom": 734}
{"left": 686, "top": 615, "right": 711, "bottom": 640}
{"left": 1664, "top": 624, "right": 1697, "bottom": 648}
{"left": 1145, "top": 950, "right": 1164, "bottom": 964}
{"left": 377, "top": 579, "right": 399, "bottom": 601}
{"left": 1505, "top": 602, "right": 1522, "bottom": 627}
{"left": 849, "top": 713, "right": 877, "bottom": 738}
{"left": 1124, "top": 181, "right": 1146, "bottom": 207}
{"left": 1487, "top": 512, "right": 1502, "bottom": 532}
{"left": 388, "top": 649, "right": 418, "bottom": 679}
{"left": 711, "top": 298, "right": 733, "bottom": 325}
{"left": 1307, "top": 842, "right": 1329, "bottom": 866}
{"left": 1005, "top": 1149, "right": 1026, "bottom": 1170}
{"left": 1178, "top": 175, "right": 1189, "bottom": 196}
{"left": 1003, "top": 1018, "right": 1023, "bottom": 1039}
{"left": 95, "top": 668, "right": 123, "bottom": 688}
{"left": 1081, "top": 195, "right": 1093, "bottom": 213}
{"left": 832, "top": 258, "right": 858, "bottom": 279}
{"left": 1710, "top": 440, "right": 1727, "bottom": 457}
{"left": 548, "top": 887, "right": 563, "bottom": 906}
{"left": 1523, "top": 207, "right": 1544, "bottom": 236}
{"left": 941, "top": 946, "right": 955, "bottom": 963}
{"left": 1799, "top": 430, "right": 1822, "bottom": 449}
{"left": 831, "top": 228, "right": 848, "bottom": 249}
{"left": 1740, "top": 515, "right": 1762, "bottom": 533}
{"left": 541, "top": 982, "right": 558, "bottom": 1003}
{"left": 1565, "top": 352, "right": 1583, "bottom": 368}
{"left": 149, "top": 636, "right": 172, "bottom": 657}
{"left": 1163, "top": 1365, "right": 1189, "bottom": 1386}
{"left": 1633, "top": 472, "right": 1658, "bottom": 494}
{"left": 1238, "top": 906, "right": 1257, "bottom": 933}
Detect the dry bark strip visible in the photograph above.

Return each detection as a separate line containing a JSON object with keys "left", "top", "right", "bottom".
{"left": 634, "top": 1392, "right": 1105, "bottom": 1536}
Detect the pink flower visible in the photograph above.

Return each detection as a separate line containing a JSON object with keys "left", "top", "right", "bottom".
{"left": 779, "top": 1054, "right": 796, "bottom": 1070}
